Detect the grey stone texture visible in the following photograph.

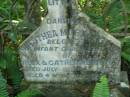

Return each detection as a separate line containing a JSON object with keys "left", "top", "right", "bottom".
{"left": 19, "top": 0, "right": 121, "bottom": 84}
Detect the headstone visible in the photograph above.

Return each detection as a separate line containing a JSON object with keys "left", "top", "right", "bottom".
{"left": 19, "top": 0, "right": 121, "bottom": 84}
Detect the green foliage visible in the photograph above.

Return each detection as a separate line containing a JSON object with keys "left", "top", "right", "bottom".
{"left": 41, "top": 0, "right": 47, "bottom": 12}
{"left": 0, "top": 74, "right": 9, "bottom": 97}
{"left": 105, "top": 1, "right": 123, "bottom": 33}
{"left": 0, "top": 58, "right": 7, "bottom": 69}
{"left": 0, "top": 0, "right": 24, "bottom": 95}
{"left": 0, "top": 41, "right": 23, "bottom": 93}
{"left": 79, "top": 0, "right": 112, "bottom": 28}
{"left": 122, "top": 52, "right": 130, "bottom": 62}
{"left": 16, "top": 89, "right": 44, "bottom": 97}
{"left": 7, "top": 32, "right": 17, "bottom": 43}
{"left": 121, "top": 36, "right": 130, "bottom": 62}
{"left": 92, "top": 75, "right": 109, "bottom": 97}
{"left": 79, "top": 0, "right": 130, "bottom": 33}
{"left": 3, "top": 46, "right": 23, "bottom": 91}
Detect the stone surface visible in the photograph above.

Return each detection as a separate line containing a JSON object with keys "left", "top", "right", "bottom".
{"left": 19, "top": 0, "right": 121, "bottom": 84}
{"left": 120, "top": 71, "right": 129, "bottom": 88}
{"left": 29, "top": 83, "right": 92, "bottom": 97}
{"left": 110, "top": 88, "right": 125, "bottom": 97}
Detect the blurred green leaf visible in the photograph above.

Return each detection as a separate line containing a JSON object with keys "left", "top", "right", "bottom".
{"left": 3, "top": 46, "right": 23, "bottom": 91}
{"left": 0, "top": 58, "right": 7, "bottom": 69}
{"left": 122, "top": 52, "right": 130, "bottom": 63}
{"left": 7, "top": 32, "right": 17, "bottom": 43}
{"left": 121, "top": 36, "right": 130, "bottom": 62}
{"left": 3, "top": 46, "right": 17, "bottom": 66}
{"left": 0, "top": 75, "right": 9, "bottom": 97}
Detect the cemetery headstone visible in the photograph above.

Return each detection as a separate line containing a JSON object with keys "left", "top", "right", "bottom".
{"left": 19, "top": 0, "right": 121, "bottom": 84}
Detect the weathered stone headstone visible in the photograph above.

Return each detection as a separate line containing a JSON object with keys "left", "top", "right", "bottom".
{"left": 19, "top": 0, "right": 121, "bottom": 84}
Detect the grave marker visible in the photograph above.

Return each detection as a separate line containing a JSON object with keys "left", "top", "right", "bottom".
{"left": 19, "top": 0, "right": 121, "bottom": 84}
